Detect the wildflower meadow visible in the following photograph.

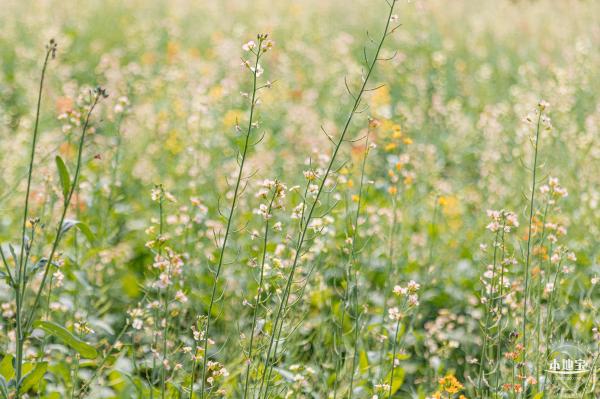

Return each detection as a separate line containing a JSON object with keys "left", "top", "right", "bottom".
{"left": 1, "top": 0, "right": 599, "bottom": 398}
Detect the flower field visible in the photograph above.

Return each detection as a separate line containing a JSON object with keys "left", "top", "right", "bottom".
{"left": 0, "top": 0, "right": 599, "bottom": 397}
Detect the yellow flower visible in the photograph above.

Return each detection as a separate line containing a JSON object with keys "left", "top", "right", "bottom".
{"left": 438, "top": 374, "right": 464, "bottom": 394}
{"left": 370, "top": 85, "right": 391, "bottom": 108}
{"left": 385, "top": 142, "right": 397, "bottom": 152}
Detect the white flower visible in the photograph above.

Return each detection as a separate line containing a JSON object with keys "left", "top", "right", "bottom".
{"left": 132, "top": 318, "right": 143, "bottom": 330}
{"left": 175, "top": 290, "right": 188, "bottom": 303}
{"left": 242, "top": 40, "right": 256, "bottom": 51}
{"left": 393, "top": 285, "right": 407, "bottom": 296}
{"left": 53, "top": 270, "right": 65, "bottom": 288}
{"left": 408, "top": 294, "right": 419, "bottom": 307}
{"left": 388, "top": 307, "right": 401, "bottom": 321}
{"left": 407, "top": 280, "right": 420, "bottom": 293}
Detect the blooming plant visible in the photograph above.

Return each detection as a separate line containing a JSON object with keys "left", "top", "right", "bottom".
{"left": 0, "top": 0, "right": 599, "bottom": 398}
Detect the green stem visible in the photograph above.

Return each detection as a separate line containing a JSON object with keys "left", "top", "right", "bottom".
{"left": 199, "top": 39, "right": 265, "bottom": 399}
{"left": 388, "top": 317, "right": 402, "bottom": 399}
{"left": 259, "top": 3, "right": 397, "bottom": 396}
{"left": 14, "top": 44, "right": 53, "bottom": 398}
{"left": 347, "top": 135, "right": 371, "bottom": 398}
{"left": 243, "top": 191, "right": 277, "bottom": 398}
{"left": 478, "top": 228, "right": 501, "bottom": 397}
{"left": 521, "top": 110, "right": 543, "bottom": 371}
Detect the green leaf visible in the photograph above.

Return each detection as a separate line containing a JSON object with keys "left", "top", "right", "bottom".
{"left": 60, "top": 220, "right": 95, "bottom": 243}
{"left": 33, "top": 321, "right": 98, "bottom": 359}
{"left": 20, "top": 361, "right": 47, "bottom": 392}
{"left": 0, "top": 355, "right": 14, "bottom": 380}
{"left": 383, "top": 367, "right": 405, "bottom": 395}
{"left": 273, "top": 367, "right": 295, "bottom": 382}
{"left": 75, "top": 222, "right": 95, "bottom": 243}
{"left": 55, "top": 155, "right": 71, "bottom": 200}
{"left": 0, "top": 375, "right": 8, "bottom": 399}
{"left": 359, "top": 349, "right": 369, "bottom": 373}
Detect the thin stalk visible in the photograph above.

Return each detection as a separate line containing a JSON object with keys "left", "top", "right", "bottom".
{"left": 581, "top": 345, "right": 600, "bottom": 395}
{"left": 160, "top": 198, "right": 171, "bottom": 399}
{"left": 188, "top": 356, "right": 197, "bottom": 399}
{"left": 534, "top": 202, "right": 549, "bottom": 388}
{"left": 24, "top": 90, "right": 103, "bottom": 333}
{"left": 347, "top": 134, "right": 371, "bottom": 398}
{"left": 541, "top": 256, "right": 564, "bottom": 396}
{"left": 242, "top": 190, "right": 277, "bottom": 398}
{"left": 151, "top": 192, "right": 165, "bottom": 399}
{"left": 521, "top": 110, "right": 543, "bottom": 366}
{"left": 494, "top": 222, "right": 507, "bottom": 394}
{"left": 377, "top": 189, "right": 399, "bottom": 381}
{"left": 18, "top": 89, "right": 103, "bottom": 398}
{"left": 388, "top": 313, "right": 403, "bottom": 399}
{"left": 198, "top": 38, "right": 265, "bottom": 399}
{"left": 70, "top": 354, "right": 81, "bottom": 399}
{"left": 14, "top": 43, "right": 54, "bottom": 397}
{"left": 258, "top": 3, "right": 398, "bottom": 396}
{"left": 76, "top": 321, "right": 129, "bottom": 397}
{"left": 478, "top": 228, "right": 501, "bottom": 397}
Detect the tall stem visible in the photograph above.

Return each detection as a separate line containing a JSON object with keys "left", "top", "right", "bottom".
{"left": 243, "top": 191, "right": 277, "bottom": 398}
{"left": 14, "top": 45, "right": 53, "bottom": 398}
{"left": 521, "top": 111, "right": 542, "bottom": 372}
{"left": 258, "top": 3, "right": 397, "bottom": 396}
{"left": 388, "top": 317, "right": 402, "bottom": 399}
{"left": 347, "top": 135, "right": 370, "bottom": 398}
{"left": 198, "top": 39, "right": 264, "bottom": 399}
{"left": 377, "top": 189, "right": 399, "bottom": 381}
{"left": 24, "top": 92, "right": 102, "bottom": 333}
{"left": 478, "top": 228, "right": 501, "bottom": 396}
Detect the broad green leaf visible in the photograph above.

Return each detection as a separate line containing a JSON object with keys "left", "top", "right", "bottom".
{"left": 75, "top": 222, "right": 95, "bottom": 243}
{"left": 20, "top": 361, "right": 47, "bottom": 392}
{"left": 359, "top": 349, "right": 369, "bottom": 373}
{"left": 60, "top": 220, "right": 95, "bottom": 243}
{"left": 0, "top": 355, "right": 14, "bottom": 380}
{"left": 383, "top": 367, "right": 405, "bottom": 395}
{"left": 55, "top": 155, "right": 71, "bottom": 200}
{"left": 33, "top": 321, "right": 98, "bottom": 359}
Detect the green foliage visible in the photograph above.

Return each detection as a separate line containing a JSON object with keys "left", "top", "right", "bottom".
{"left": 33, "top": 321, "right": 98, "bottom": 359}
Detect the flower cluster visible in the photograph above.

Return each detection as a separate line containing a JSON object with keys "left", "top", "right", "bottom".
{"left": 485, "top": 209, "right": 519, "bottom": 233}
{"left": 427, "top": 374, "right": 466, "bottom": 399}
{"left": 389, "top": 280, "right": 420, "bottom": 320}
{"left": 539, "top": 176, "right": 568, "bottom": 201}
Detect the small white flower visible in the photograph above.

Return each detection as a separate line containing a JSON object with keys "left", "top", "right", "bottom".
{"left": 242, "top": 40, "right": 256, "bottom": 51}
